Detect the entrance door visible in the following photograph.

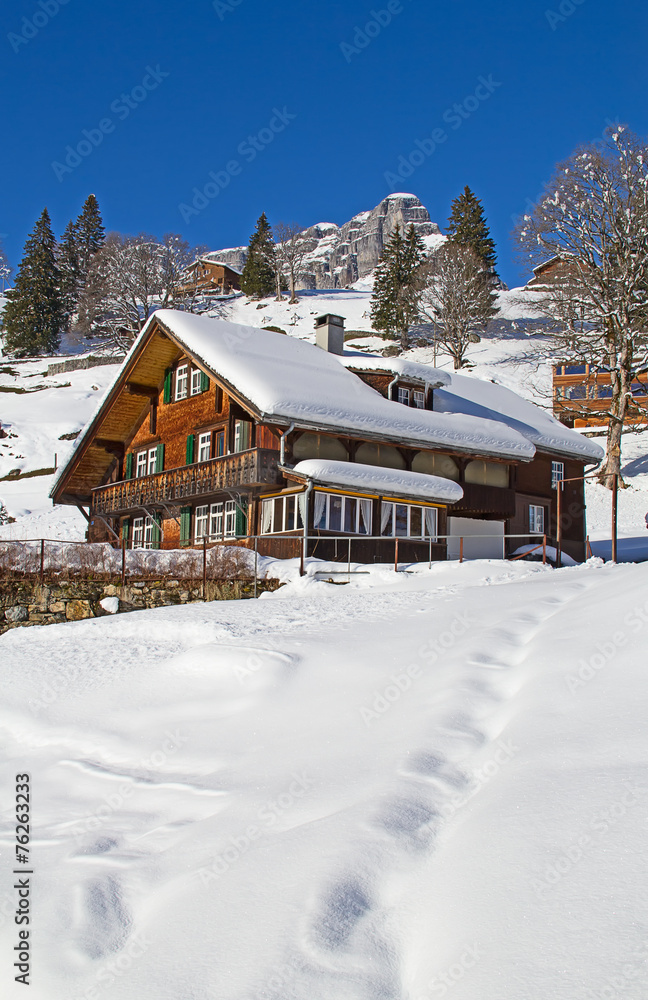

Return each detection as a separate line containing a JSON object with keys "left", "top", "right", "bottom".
{"left": 447, "top": 517, "right": 505, "bottom": 560}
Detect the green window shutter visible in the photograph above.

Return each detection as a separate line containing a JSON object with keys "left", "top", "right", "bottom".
{"left": 235, "top": 499, "right": 248, "bottom": 537}
{"left": 156, "top": 442, "right": 165, "bottom": 473}
{"left": 125, "top": 453, "right": 134, "bottom": 479}
{"left": 151, "top": 515, "right": 161, "bottom": 550}
{"left": 121, "top": 517, "right": 130, "bottom": 541}
{"left": 201, "top": 371, "right": 210, "bottom": 392}
{"left": 180, "top": 506, "right": 191, "bottom": 546}
{"left": 163, "top": 368, "right": 172, "bottom": 404}
{"left": 186, "top": 434, "right": 195, "bottom": 464}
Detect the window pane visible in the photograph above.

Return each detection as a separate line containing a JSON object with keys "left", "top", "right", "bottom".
{"left": 136, "top": 453, "right": 147, "bottom": 478}
{"left": 285, "top": 495, "right": 296, "bottom": 531}
{"left": 397, "top": 387, "right": 410, "bottom": 405}
{"left": 395, "top": 504, "right": 408, "bottom": 537}
{"left": 210, "top": 503, "right": 223, "bottom": 538}
{"left": 215, "top": 431, "right": 225, "bottom": 457}
{"left": 413, "top": 390, "right": 425, "bottom": 409}
{"left": 329, "top": 495, "right": 342, "bottom": 531}
{"left": 344, "top": 497, "right": 357, "bottom": 533}
{"left": 410, "top": 506, "right": 422, "bottom": 537}
{"left": 381, "top": 502, "right": 393, "bottom": 536}
{"left": 195, "top": 505, "right": 209, "bottom": 540}
{"left": 132, "top": 518, "right": 144, "bottom": 547}
{"left": 273, "top": 497, "right": 284, "bottom": 531}
{"left": 224, "top": 501, "right": 236, "bottom": 537}
{"left": 148, "top": 448, "right": 157, "bottom": 475}
{"left": 191, "top": 369, "right": 202, "bottom": 395}
{"left": 175, "top": 365, "right": 188, "bottom": 400}
{"left": 198, "top": 433, "right": 211, "bottom": 462}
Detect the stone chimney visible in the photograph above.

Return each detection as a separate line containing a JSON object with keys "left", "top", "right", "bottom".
{"left": 315, "top": 314, "right": 345, "bottom": 355}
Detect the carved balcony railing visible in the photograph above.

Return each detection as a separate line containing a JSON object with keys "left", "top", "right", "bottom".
{"left": 91, "top": 448, "right": 282, "bottom": 515}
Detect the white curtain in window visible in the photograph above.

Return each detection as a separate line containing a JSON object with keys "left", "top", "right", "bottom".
{"left": 359, "top": 499, "right": 373, "bottom": 534}
{"left": 425, "top": 507, "right": 438, "bottom": 539}
{"left": 381, "top": 501, "right": 392, "bottom": 534}
{"left": 261, "top": 500, "right": 272, "bottom": 534}
{"left": 313, "top": 492, "right": 326, "bottom": 528}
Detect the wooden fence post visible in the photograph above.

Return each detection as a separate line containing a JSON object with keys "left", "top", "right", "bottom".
{"left": 459, "top": 536, "right": 464, "bottom": 563}
{"left": 542, "top": 534, "right": 547, "bottom": 565}
{"left": 202, "top": 538, "right": 207, "bottom": 600}
{"left": 121, "top": 537, "right": 126, "bottom": 586}
{"left": 254, "top": 535, "right": 258, "bottom": 600}
{"left": 394, "top": 537, "right": 399, "bottom": 572}
{"left": 39, "top": 539, "right": 45, "bottom": 585}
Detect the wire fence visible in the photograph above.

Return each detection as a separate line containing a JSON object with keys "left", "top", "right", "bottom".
{"left": 0, "top": 533, "right": 550, "bottom": 591}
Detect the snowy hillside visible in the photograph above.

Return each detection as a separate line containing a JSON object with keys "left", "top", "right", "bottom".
{"left": 2, "top": 557, "right": 648, "bottom": 998}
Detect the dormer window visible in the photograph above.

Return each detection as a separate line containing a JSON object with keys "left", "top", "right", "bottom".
{"left": 413, "top": 390, "right": 425, "bottom": 409}
{"left": 397, "top": 387, "right": 410, "bottom": 405}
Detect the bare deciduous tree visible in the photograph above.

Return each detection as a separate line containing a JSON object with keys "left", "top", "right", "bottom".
{"left": 274, "top": 222, "right": 309, "bottom": 303}
{"left": 419, "top": 242, "right": 498, "bottom": 369}
{"left": 76, "top": 233, "right": 197, "bottom": 350}
{"left": 514, "top": 125, "right": 648, "bottom": 486}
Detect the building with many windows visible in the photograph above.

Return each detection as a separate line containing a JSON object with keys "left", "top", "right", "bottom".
{"left": 50, "top": 310, "right": 604, "bottom": 563}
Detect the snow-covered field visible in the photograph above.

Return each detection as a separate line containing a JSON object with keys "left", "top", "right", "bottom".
{"left": 2, "top": 557, "right": 648, "bottom": 998}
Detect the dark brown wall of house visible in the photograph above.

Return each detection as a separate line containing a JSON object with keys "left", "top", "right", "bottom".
{"left": 509, "top": 454, "right": 586, "bottom": 560}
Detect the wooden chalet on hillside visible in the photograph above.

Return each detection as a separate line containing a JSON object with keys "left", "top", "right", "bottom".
{"left": 51, "top": 311, "right": 604, "bottom": 563}
{"left": 177, "top": 257, "right": 242, "bottom": 298}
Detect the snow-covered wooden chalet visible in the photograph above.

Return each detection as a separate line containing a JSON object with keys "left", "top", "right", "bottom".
{"left": 50, "top": 310, "right": 604, "bottom": 562}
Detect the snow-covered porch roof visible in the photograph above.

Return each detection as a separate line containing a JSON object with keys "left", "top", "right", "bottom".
{"left": 284, "top": 459, "right": 464, "bottom": 505}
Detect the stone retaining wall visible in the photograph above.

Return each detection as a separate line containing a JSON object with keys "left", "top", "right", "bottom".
{"left": 46, "top": 354, "right": 124, "bottom": 376}
{"left": 0, "top": 577, "right": 281, "bottom": 634}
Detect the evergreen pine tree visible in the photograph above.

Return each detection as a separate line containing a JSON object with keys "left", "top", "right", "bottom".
{"left": 75, "top": 194, "right": 105, "bottom": 284}
{"left": 240, "top": 213, "right": 276, "bottom": 298}
{"left": 57, "top": 219, "right": 80, "bottom": 330}
{"left": 446, "top": 186, "right": 497, "bottom": 276}
{"left": 370, "top": 224, "right": 425, "bottom": 350}
{"left": 2, "top": 208, "right": 63, "bottom": 356}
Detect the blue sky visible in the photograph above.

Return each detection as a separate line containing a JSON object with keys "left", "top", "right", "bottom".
{"left": 1, "top": 0, "right": 646, "bottom": 287}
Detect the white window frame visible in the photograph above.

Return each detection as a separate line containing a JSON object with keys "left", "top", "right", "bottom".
{"left": 551, "top": 461, "right": 565, "bottom": 489}
{"left": 175, "top": 364, "right": 188, "bottom": 401}
{"left": 224, "top": 500, "right": 237, "bottom": 538}
{"left": 397, "top": 387, "right": 410, "bottom": 406}
{"left": 313, "top": 492, "right": 372, "bottom": 535}
{"left": 380, "top": 501, "right": 438, "bottom": 540}
{"left": 191, "top": 368, "right": 203, "bottom": 396}
{"left": 529, "top": 504, "right": 545, "bottom": 534}
{"left": 209, "top": 502, "right": 223, "bottom": 539}
{"left": 132, "top": 515, "right": 155, "bottom": 549}
{"left": 261, "top": 495, "right": 303, "bottom": 534}
{"left": 412, "top": 390, "right": 426, "bottom": 409}
{"left": 194, "top": 505, "right": 209, "bottom": 541}
{"left": 198, "top": 432, "right": 212, "bottom": 463}
{"left": 136, "top": 451, "right": 147, "bottom": 478}
{"left": 147, "top": 447, "right": 157, "bottom": 476}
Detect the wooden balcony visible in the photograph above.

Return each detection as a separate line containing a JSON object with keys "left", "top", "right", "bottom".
{"left": 92, "top": 448, "right": 281, "bottom": 515}
{"left": 452, "top": 482, "right": 516, "bottom": 518}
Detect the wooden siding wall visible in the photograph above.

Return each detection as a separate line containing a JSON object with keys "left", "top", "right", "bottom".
{"left": 509, "top": 454, "right": 586, "bottom": 560}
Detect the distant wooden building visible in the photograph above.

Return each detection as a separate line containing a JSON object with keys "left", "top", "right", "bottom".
{"left": 553, "top": 364, "right": 648, "bottom": 427}
{"left": 51, "top": 311, "right": 603, "bottom": 563}
{"left": 177, "top": 257, "right": 242, "bottom": 297}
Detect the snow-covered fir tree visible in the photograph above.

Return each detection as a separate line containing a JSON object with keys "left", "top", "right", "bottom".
{"left": 446, "top": 186, "right": 497, "bottom": 277}
{"left": 241, "top": 213, "right": 276, "bottom": 299}
{"left": 370, "top": 224, "right": 426, "bottom": 350}
{"left": 2, "top": 208, "right": 63, "bottom": 356}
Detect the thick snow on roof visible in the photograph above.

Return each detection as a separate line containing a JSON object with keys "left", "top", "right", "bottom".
{"left": 339, "top": 352, "right": 451, "bottom": 388}
{"left": 291, "top": 459, "right": 464, "bottom": 504}
{"left": 435, "top": 372, "right": 604, "bottom": 463}
{"left": 153, "top": 310, "right": 535, "bottom": 460}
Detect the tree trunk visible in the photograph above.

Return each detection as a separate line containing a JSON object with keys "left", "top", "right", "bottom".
{"left": 289, "top": 270, "right": 298, "bottom": 304}
{"left": 599, "top": 366, "right": 629, "bottom": 487}
{"left": 400, "top": 327, "right": 409, "bottom": 351}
